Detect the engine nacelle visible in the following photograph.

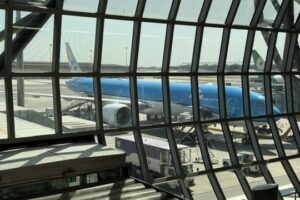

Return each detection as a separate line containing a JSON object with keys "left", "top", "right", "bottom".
{"left": 103, "top": 103, "right": 131, "bottom": 128}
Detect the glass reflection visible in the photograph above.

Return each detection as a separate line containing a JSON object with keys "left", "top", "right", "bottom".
{"left": 60, "top": 15, "right": 96, "bottom": 73}
{"left": 12, "top": 11, "right": 54, "bottom": 73}
{"left": 102, "top": 19, "right": 133, "bottom": 73}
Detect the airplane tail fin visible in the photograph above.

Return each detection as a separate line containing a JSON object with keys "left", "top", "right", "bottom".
{"left": 251, "top": 50, "right": 265, "bottom": 71}
{"left": 65, "top": 42, "right": 81, "bottom": 72}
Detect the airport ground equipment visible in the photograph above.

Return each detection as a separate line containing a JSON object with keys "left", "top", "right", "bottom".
{"left": 0, "top": 143, "right": 180, "bottom": 200}
{"left": 222, "top": 152, "right": 260, "bottom": 175}
{"left": 115, "top": 135, "right": 195, "bottom": 188}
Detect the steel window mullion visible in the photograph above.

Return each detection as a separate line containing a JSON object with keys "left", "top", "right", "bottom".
{"left": 225, "top": 0, "right": 240, "bottom": 25}
{"left": 250, "top": 0, "right": 267, "bottom": 27}
{"left": 273, "top": 0, "right": 290, "bottom": 28}
{"left": 264, "top": 32, "right": 278, "bottom": 73}
{"left": 4, "top": 3, "right": 15, "bottom": 141}
{"left": 281, "top": 160, "right": 300, "bottom": 195}
{"left": 295, "top": 12, "right": 300, "bottom": 30}
{"left": 286, "top": 33, "right": 298, "bottom": 72}
{"left": 92, "top": 0, "right": 107, "bottom": 145}
{"left": 242, "top": 31, "right": 255, "bottom": 73}
{"left": 281, "top": 33, "right": 292, "bottom": 72}
{"left": 128, "top": 0, "right": 151, "bottom": 183}
{"left": 51, "top": 0, "right": 63, "bottom": 135}
{"left": 198, "top": 0, "right": 212, "bottom": 23}
{"left": 129, "top": 0, "right": 146, "bottom": 73}
{"left": 191, "top": 76, "right": 216, "bottom": 170}
{"left": 207, "top": 173, "right": 226, "bottom": 200}
{"left": 268, "top": 118, "right": 285, "bottom": 157}
{"left": 161, "top": 0, "right": 180, "bottom": 74}
{"left": 130, "top": 77, "right": 151, "bottom": 183}
{"left": 191, "top": 27, "right": 203, "bottom": 73}
{"left": 245, "top": 120, "right": 264, "bottom": 161}
{"left": 217, "top": 28, "right": 230, "bottom": 74}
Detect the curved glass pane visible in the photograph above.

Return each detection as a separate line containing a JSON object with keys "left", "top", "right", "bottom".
{"left": 170, "top": 25, "right": 195, "bottom": 72}
{"left": 12, "top": 11, "right": 54, "bottom": 73}
{"left": 233, "top": 0, "right": 256, "bottom": 25}
{"left": 60, "top": 15, "right": 96, "bottom": 73}
{"left": 176, "top": 0, "right": 203, "bottom": 22}
{"left": 63, "top": 0, "right": 99, "bottom": 13}
{"left": 225, "top": 29, "right": 247, "bottom": 72}
{"left": 205, "top": 0, "right": 231, "bottom": 24}
{"left": 13, "top": 77, "right": 55, "bottom": 138}
{"left": 106, "top": 0, "right": 138, "bottom": 16}
{"left": 138, "top": 22, "right": 166, "bottom": 72}
{"left": 258, "top": 0, "right": 283, "bottom": 28}
{"left": 101, "top": 19, "right": 133, "bottom": 73}
{"left": 199, "top": 27, "right": 223, "bottom": 72}
{"left": 143, "top": 0, "right": 172, "bottom": 19}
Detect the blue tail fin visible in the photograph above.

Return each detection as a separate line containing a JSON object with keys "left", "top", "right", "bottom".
{"left": 65, "top": 42, "right": 81, "bottom": 72}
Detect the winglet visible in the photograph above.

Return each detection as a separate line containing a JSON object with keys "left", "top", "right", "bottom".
{"left": 251, "top": 50, "right": 265, "bottom": 71}
{"left": 65, "top": 42, "right": 81, "bottom": 72}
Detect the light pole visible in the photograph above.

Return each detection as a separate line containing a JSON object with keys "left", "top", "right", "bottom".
{"left": 125, "top": 46, "right": 128, "bottom": 67}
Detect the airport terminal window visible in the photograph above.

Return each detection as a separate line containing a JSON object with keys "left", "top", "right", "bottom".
{"left": 205, "top": 0, "right": 232, "bottom": 24}
{"left": 101, "top": 19, "right": 133, "bottom": 73}
{"left": 2, "top": 1, "right": 300, "bottom": 199}
{"left": 272, "top": 32, "right": 286, "bottom": 72}
{"left": 176, "top": 0, "right": 203, "bottom": 22}
{"left": 0, "top": 9, "right": 3, "bottom": 55}
{"left": 233, "top": 0, "right": 256, "bottom": 26}
{"left": 225, "top": 29, "right": 247, "bottom": 73}
{"left": 60, "top": 77, "right": 96, "bottom": 133}
{"left": 198, "top": 27, "right": 223, "bottom": 72}
{"left": 137, "top": 22, "right": 166, "bottom": 72}
{"left": 12, "top": 11, "right": 54, "bottom": 73}
{"left": 60, "top": 15, "right": 96, "bottom": 73}
{"left": 106, "top": 0, "right": 138, "bottom": 16}
{"left": 259, "top": 0, "right": 283, "bottom": 27}
{"left": 143, "top": 0, "right": 172, "bottom": 19}
{"left": 0, "top": 78, "right": 7, "bottom": 139}
{"left": 170, "top": 25, "right": 195, "bottom": 72}
{"left": 13, "top": 77, "right": 55, "bottom": 138}
{"left": 63, "top": 0, "right": 99, "bottom": 13}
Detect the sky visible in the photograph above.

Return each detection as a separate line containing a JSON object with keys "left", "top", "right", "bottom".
{"left": 0, "top": 0, "right": 297, "bottom": 68}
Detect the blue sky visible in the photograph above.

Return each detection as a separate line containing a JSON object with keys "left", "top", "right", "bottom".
{"left": 0, "top": 0, "right": 297, "bottom": 67}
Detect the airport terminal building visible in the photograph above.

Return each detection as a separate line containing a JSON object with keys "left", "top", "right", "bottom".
{"left": 1, "top": 0, "right": 300, "bottom": 199}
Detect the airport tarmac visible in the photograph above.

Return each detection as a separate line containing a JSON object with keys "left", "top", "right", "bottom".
{"left": 0, "top": 78, "right": 299, "bottom": 199}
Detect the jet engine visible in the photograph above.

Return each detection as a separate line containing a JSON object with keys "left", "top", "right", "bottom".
{"left": 103, "top": 103, "right": 132, "bottom": 127}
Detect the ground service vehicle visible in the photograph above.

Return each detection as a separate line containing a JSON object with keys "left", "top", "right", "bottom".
{"left": 222, "top": 152, "right": 260, "bottom": 174}
{"left": 115, "top": 135, "right": 195, "bottom": 188}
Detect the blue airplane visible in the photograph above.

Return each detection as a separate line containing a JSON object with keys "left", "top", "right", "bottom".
{"left": 64, "top": 43, "right": 281, "bottom": 128}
